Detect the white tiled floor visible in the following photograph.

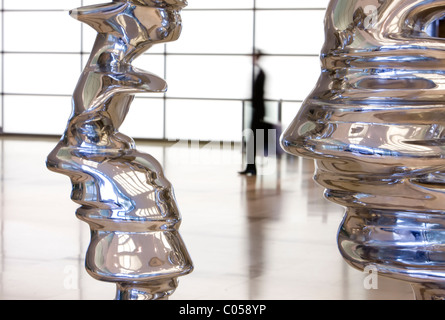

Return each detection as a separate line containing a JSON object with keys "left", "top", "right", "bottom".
{"left": 0, "top": 136, "right": 414, "bottom": 300}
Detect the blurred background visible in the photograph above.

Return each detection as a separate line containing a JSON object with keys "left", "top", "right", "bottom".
{"left": 0, "top": 0, "right": 328, "bottom": 142}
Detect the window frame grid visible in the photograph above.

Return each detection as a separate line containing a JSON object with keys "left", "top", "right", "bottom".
{"left": 0, "top": 1, "right": 327, "bottom": 141}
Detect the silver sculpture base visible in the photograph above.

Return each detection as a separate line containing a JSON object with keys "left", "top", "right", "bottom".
{"left": 281, "top": 0, "right": 445, "bottom": 300}
{"left": 115, "top": 279, "right": 178, "bottom": 300}
{"left": 412, "top": 283, "right": 445, "bottom": 300}
{"left": 337, "top": 207, "right": 445, "bottom": 300}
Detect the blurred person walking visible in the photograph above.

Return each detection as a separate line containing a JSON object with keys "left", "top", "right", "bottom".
{"left": 239, "top": 50, "right": 266, "bottom": 176}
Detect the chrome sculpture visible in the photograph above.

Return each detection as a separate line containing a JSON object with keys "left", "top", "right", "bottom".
{"left": 46, "top": 0, "right": 193, "bottom": 300}
{"left": 281, "top": 0, "right": 445, "bottom": 300}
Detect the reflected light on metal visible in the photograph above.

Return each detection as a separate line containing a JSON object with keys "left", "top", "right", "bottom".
{"left": 281, "top": 0, "right": 445, "bottom": 300}
{"left": 46, "top": 0, "right": 193, "bottom": 300}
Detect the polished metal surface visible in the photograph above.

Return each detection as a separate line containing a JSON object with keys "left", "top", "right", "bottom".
{"left": 46, "top": 0, "right": 193, "bottom": 300}
{"left": 282, "top": 0, "right": 445, "bottom": 300}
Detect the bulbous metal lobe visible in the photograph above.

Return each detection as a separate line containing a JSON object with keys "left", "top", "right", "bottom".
{"left": 323, "top": 0, "right": 445, "bottom": 54}
{"left": 84, "top": 229, "right": 193, "bottom": 282}
{"left": 70, "top": 2, "right": 184, "bottom": 46}
{"left": 69, "top": 2, "right": 128, "bottom": 33}
{"left": 282, "top": 0, "right": 445, "bottom": 299}
{"left": 81, "top": 69, "right": 167, "bottom": 104}
{"left": 49, "top": 147, "right": 183, "bottom": 222}
{"left": 127, "top": 0, "right": 188, "bottom": 8}
{"left": 337, "top": 208, "right": 445, "bottom": 282}
{"left": 403, "top": 1, "right": 445, "bottom": 33}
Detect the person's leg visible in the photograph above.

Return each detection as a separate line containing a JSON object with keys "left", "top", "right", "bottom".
{"left": 239, "top": 128, "right": 257, "bottom": 175}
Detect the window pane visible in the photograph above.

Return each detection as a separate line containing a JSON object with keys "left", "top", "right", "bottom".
{"left": 4, "top": 12, "right": 80, "bottom": 53}
{"left": 256, "top": 0, "right": 330, "bottom": 9}
{"left": 4, "top": 0, "right": 80, "bottom": 10}
{"left": 4, "top": 54, "right": 80, "bottom": 95}
{"left": 167, "top": 10, "right": 253, "bottom": 54}
{"left": 260, "top": 56, "right": 321, "bottom": 101}
{"left": 165, "top": 99, "right": 242, "bottom": 141}
{"left": 264, "top": 101, "right": 280, "bottom": 124}
{"left": 120, "top": 97, "right": 165, "bottom": 140}
{"left": 281, "top": 102, "right": 302, "bottom": 130}
{"left": 166, "top": 55, "right": 252, "bottom": 100}
{"left": 3, "top": 95, "right": 72, "bottom": 135}
{"left": 186, "top": 0, "right": 253, "bottom": 9}
{"left": 82, "top": 26, "right": 98, "bottom": 53}
{"left": 255, "top": 10, "right": 325, "bottom": 55}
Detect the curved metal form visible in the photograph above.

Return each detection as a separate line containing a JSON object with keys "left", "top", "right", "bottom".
{"left": 47, "top": 0, "right": 193, "bottom": 300}
{"left": 281, "top": 0, "right": 445, "bottom": 300}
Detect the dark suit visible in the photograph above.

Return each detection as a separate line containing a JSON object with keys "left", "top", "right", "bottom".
{"left": 251, "top": 67, "right": 266, "bottom": 130}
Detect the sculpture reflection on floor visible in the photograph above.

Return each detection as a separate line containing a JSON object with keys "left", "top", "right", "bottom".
{"left": 281, "top": 0, "right": 445, "bottom": 300}
{"left": 46, "top": 0, "right": 193, "bottom": 300}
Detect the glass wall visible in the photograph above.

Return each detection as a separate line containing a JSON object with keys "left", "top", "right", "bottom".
{"left": 0, "top": 0, "right": 329, "bottom": 141}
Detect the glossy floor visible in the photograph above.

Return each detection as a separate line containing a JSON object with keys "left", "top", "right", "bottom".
{"left": 0, "top": 136, "right": 414, "bottom": 300}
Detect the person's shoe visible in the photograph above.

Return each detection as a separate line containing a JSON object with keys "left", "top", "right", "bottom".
{"left": 238, "top": 166, "right": 257, "bottom": 176}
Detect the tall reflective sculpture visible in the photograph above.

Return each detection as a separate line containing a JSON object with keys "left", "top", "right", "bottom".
{"left": 46, "top": 0, "right": 193, "bottom": 300}
{"left": 281, "top": 0, "right": 445, "bottom": 300}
